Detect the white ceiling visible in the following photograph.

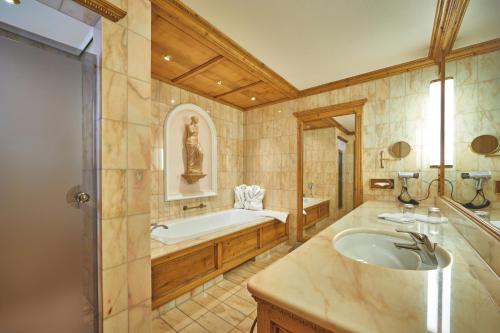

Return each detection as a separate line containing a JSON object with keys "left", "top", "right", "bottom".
{"left": 333, "top": 114, "right": 355, "bottom": 132}
{"left": 181, "top": 0, "right": 436, "bottom": 90}
{"left": 453, "top": 0, "right": 500, "bottom": 49}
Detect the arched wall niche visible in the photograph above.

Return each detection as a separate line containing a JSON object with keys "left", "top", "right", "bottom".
{"left": 164, "top": 103, "right": 217, "bottom": 201}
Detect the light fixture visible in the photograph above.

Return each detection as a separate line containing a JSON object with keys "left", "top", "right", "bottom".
{"left": 170, "top": 99, "right": 175, "bottom": 104}
{"left": 163, "top": 54, "right": 172, "bottom": 61}
{"left": 4, "top": 0, "right": 21, "bottom": 4}
{"left": 250, "top": 96, "right": 256, "bottom": 101}
{"left": 216, "top": 80, "right": 222, "bottom": 85}
{"left": 428, "top": 78, "right": 455, "bottom": 167}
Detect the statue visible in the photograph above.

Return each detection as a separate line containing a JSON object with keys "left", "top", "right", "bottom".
{"left": 182, "top": 116, "right": 206, "bottom": 184}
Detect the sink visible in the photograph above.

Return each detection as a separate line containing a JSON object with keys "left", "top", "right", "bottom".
{"left": 333, "top": 229, "right": 451, "bottom": 270}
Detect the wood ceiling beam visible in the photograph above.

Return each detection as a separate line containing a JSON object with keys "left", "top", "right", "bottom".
{"left": 172, "top": 55, "right": 224, "bottom": 84}
{"left": 214, "top": 81, "right": 261, "bottom": 99}
{"left": 429, "top": 0, "right": 469, "bottom": 62}
{"left": 152, "top": 0, "right": 299, "bottom": 98}
{"left": 325, "top": 117, "right": 350, "bottom": 135}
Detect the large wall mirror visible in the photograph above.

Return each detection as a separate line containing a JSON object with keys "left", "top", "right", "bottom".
{"left": 440, "top": 53, "right": 500, "bottom": 236}
{"left": 295, "top": 100, "right": 365, "bottom": 242}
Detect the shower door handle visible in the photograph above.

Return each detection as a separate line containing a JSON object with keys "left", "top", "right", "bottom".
{"left": 75, "top": 192, "right": 90, "bottom": 205}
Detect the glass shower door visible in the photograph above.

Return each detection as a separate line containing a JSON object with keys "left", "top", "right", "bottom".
{"left": 0, "top": 34, "right": 97, "bottom": 333}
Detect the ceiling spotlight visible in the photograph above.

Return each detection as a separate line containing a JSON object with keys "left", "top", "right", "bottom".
{"left": 216, "top": 80, "right": 222, "bottom": 85}
{"left": 163, "top": 54, "right": 172, "bottom": 61}
{"left": 170, "top": 99, "right": 175, "bottom": 104}
{"left": 4, "top": 0, "right": 21, "bottom": 4}
{"left": 251, "top": 96, "right": 256, "bottom": 101}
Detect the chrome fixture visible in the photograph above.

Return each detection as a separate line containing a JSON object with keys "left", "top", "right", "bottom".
{"left": 4, "top": 0, "right": 21, "bottom": 5}
{"left": 397, "top": 172, "right": 419, "bottom": 205}
{"left": 393, "top": 229, "right": 438, "bottom": 266}
{"left": 75, "top": 191, "right": 90, "bottom": 204}
{"left": 183, "top": 203, "right": 206, "bottom": 211}
{"left": 151, "top": 223, "right": 168, "bottom": 232}
{"left": 461, "top": 171, "right": 491, "bottom": 191}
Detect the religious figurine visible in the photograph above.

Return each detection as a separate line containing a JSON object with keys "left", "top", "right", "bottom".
{"left": 182, "top": 116, "right": 206, "bottom": 184}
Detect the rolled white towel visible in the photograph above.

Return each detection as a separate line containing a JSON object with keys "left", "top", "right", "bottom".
{"left": 234, "top": 184, "right": 247, "bottom": 209}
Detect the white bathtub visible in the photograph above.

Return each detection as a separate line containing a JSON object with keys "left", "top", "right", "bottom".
{"left": 152, "top": 209, "right": 286, "bottom": 245}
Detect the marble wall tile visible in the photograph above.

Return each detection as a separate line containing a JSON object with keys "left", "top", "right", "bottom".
{"left": 103, "top": 264, "right": 128, "bottom": 318}
{"left": 102, "top": 170, "right": 127, "bottom": 219}
{"left": 478, "top": 79, "right": 500, "bottom": 111}
{"left": 102, "top": 217, "right": 127, "bottom": 269}
{"left": 128, "top": 31, "right": 151, "bottom": 82}
{"left": 103, "top": 310, "right": 128, "bottom": 333}
{"left": 128, "top": 78, "right": 151, "bottom": 125}
{"left": 478, "top": 50, "right": 500, "bottom": 82}
{"left": 102, "top": 119, "right": 127, "bottom": 169}
{"left": 127, "top": 0, "right": 151, "bottom": 39}
{"left": 128, "top": 124, "right": 151, "bottom": 169}
{"left": 128, "top": 170, "right": 150, "bottom": 215}
{"left": 102, "top": 20, "right": 127, "bottom": 74}
{"left": 127, "top": 213, "right": 150, "bottom": 260}
{"left": 128, "top": 257, "right": 151, "bottom": 306}
{"left": 102, "top": 68, "right": 128, "bottom": 121}
{"left": 129, "top": 300, "right": 152, "bottom": 333}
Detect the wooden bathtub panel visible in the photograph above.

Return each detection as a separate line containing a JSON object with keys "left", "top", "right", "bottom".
{"left": 221, "top": 229, "right": 259, "bottom": 264}
{"left": 262, "top": 222, "right": 287, "bottom": 246}
{"left": 152, "top": 243, "right": 216, "bottom": 300}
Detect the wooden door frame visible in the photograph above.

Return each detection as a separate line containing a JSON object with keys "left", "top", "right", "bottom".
{"left": 294, "top": 99, "right": 367, "bottom": 242}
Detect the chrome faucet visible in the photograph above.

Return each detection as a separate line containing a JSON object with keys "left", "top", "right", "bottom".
{"left": 150, "top": 223, "right": 168, "bottom": 232}
{"left": 394, "top": 229, "right": 438, "bottom": 266}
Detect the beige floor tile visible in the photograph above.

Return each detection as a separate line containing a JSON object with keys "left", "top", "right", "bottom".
{"left": 231, "top": 268, "right": 254, "bottom": 280}
{"left": 235, "top": 287, "right": 255, "bottom": 304}
{"left": 224, "top": 295, "right": 256, "bottom": 316}
{"left": 217, "top": 279, "right": 241, "bottom": 293}
{"left": 224, "top": 272, "right": 246, "bottom": 285}
{"left": 177, "top": 300, "right": 208, "bottom": 320}
{"left": 250, "top": 309, "right": 257, "bottom": 319}
{"left": 205, "top": 285, "right": 234, "bottom": 301}
{"left": 196, "top": 311, "right": 234, "bottom": 333}
{"left": 152, "top": 318, "right": 175, "bottom": 333}
{"left": 236, "top": 317, "right": 256, "bottom": 333}
{"left": 179, "top": 322, "right": 210, "bottom": 333}
{"left": 229, "top": 328, "right": 243, "bottom": 333}
{"left": 192, "top": 292, "right": 220, "bottom": 310}
{"left": 161, "top": 308, "right": 193, "bottom": 331}
{"left": 210, "top": 302, "right": 246, "bottom": 326}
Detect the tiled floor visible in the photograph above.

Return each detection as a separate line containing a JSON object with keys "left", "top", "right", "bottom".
{"left": 152, "top": 243, "right": 293, "bottom": 333}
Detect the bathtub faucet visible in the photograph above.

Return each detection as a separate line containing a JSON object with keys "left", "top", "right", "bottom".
{"left": 183, "top": 203, "right": 207, "bottom": 211}
{"left": 151, "top": 223, "right": 168, "bottom": 231}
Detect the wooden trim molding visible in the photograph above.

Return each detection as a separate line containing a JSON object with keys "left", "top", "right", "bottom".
{"left": 172, "top": 55, "right": 224, "bottom": 83}
{"left": 447, "top": 37, "right": 500, "bottom": 61}
{"left": 326, "top": 117, "right": 350, "bottom": 135}
{"left": 73, "top": 0, "right": 126, "bottom": 22}
{"left": 429, "top": 0, "right": 469, "bottom": 61}
{"left": 152, "top": 0, "right": 299, "bottom": 98}
{"left": 295, "top": 99, "right": 366, "bottom": 242}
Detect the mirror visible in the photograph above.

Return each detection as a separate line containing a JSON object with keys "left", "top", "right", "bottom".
{"left": 295, "top": 100, "right": 364, "bottom": 242}
{"left": 389, "top": 141, "right": 411, "bottom": 158}
{"left": 470, "top": 135, "right": 499, "bottom": 155}
{"left": 441, "top": 56, "right": 500, "bottom": 234}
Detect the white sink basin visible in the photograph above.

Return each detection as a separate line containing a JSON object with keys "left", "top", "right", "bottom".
{"left": 333, "top": 229, "right": 451, "bottom": 270}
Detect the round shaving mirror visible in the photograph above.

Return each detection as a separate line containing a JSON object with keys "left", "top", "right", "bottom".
{"left": 389, "top": 141, "right": 411, "bottom": 158}
{"left": 471, "top": 135, "right": 499, "bottom": 155}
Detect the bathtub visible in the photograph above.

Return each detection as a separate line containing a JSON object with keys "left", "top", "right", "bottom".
{"left": 152, "top": 209, "right": 286, "bottom": 245}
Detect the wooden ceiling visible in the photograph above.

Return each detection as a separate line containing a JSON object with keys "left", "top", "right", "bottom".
{"left": 151, "top": 0, "right": 298, "bottom": 110}
{"left": 151, "top": 0, "right": 499, "bottom": 111}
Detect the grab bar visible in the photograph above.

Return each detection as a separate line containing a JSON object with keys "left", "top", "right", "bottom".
{"left": 183, "top": 203, "right": 207, "bottom": 211}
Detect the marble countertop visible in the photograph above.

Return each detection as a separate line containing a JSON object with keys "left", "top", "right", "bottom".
{"left": 247, "top": 201, "right": 500, "bottom": 333}
{"left": 151, "top": 216, "right": 274, "bottom": 260}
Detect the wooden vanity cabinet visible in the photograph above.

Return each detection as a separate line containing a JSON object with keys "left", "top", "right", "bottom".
{"left": 256, "top": 299, "right": 335, "bottom": 333}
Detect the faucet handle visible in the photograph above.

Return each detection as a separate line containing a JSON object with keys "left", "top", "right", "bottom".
{"left": 396, "top": 229, "right": 436, "bottom": 252}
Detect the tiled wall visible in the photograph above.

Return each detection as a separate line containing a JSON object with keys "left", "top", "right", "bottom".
{"left": 445, "top": 51, "right": 500, "bottom": 209}
{"left": 150, "top": 80, "right": 244, "bottom": 223}
{"left": 98, "top": 1, "right": 152, "bottom": 332}
{"left": 244, "top": 65, "right": 444, "bottom": 242}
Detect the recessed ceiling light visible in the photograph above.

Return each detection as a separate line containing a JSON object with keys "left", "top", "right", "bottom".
{"left": 163, "top": 54, "right": 172, "bottom": 61}
{"left": 216, "top": 80, "right": 222, "bottom": 85}
{"left": 4, "top": 0, "right": 21, "bottom": 4}
{"left": 170, "top": 99, "right": 175, "bottom": 104}
{"left": 278, "top": 110, "right": 282, "bottom": 113}
{"left": 251, "top": 96, "right": 256, "bottom": 101}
